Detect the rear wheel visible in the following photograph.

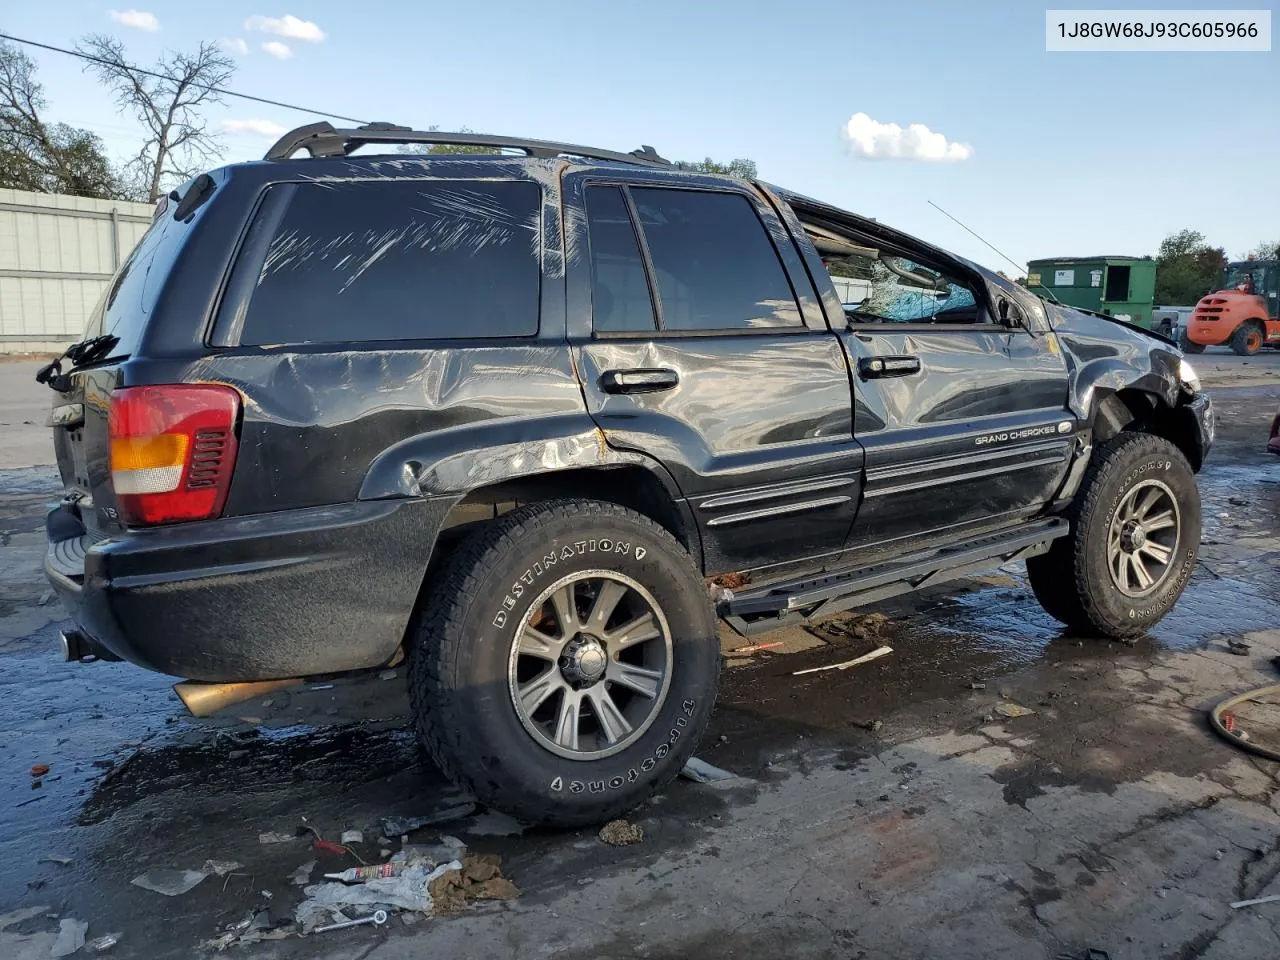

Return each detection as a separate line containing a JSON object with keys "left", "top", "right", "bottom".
{"left": 1231, "top": 321, "right": 1265, "bottom": 356}
{"left": 1027, "top": 433, "right": 1200, "bottom": 639}
{"left": 1178, "top": 329, "right": 1204, "bottom": 354}
{"left": 409, "top": 500, "right": 719, "bottom": 827}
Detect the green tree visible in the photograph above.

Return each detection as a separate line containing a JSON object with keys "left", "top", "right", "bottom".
{"left": 673, "top": 157, "right": 758, "bottom": 179}
{"left": 397, "top": 126, "right": 494, "bottom": 156}
{"left": 1154, "top": 229, "right": 1227, "bottom": 305}
{"left": 0, "top": 40, "right": 122, "bottom": 198}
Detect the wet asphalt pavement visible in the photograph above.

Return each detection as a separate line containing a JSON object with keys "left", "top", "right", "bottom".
{"left": 2, "top": 356, "right": 1279, "bottom": 959}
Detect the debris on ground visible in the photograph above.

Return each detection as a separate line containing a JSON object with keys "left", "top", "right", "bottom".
{"left": 258, "top": 831, "right": 297, "bottom": 844}
{"left": 131, "top": 868, "right": 208, "bottom": 896}
{"left": 289, "top": 860, "right": 316, "bottom": 886}
{"left": 729, "top": 640, "right": 783, "bottom": 655}
{"left": 853, "top": 719, "right": 884, "bottom": 732}
{"left": 995, "top": 701, "right": 1036, "bottom": 719}
{"left": 314, "top": 908, "right": 388, "bottom": 933}
{"left": 1230, "top": 893, "right": 1280, "bottom": 909}
{"left": 1227, "top": 638, "right": 1252, "bottom": 656}
{"left": 379, "top": 802, "right": 477, "bottom": 838}
{"left": 428, "top": 855, "right": 521, "bottom": 913}
{"left": 969, "top": 682, "right": 987, "bottom": 691}
{"left": 296, "top": 860, "right": 461, "bottom": 929}
{"left": 710, "top": 572, "right": 749, "bottom": 590}
{"left": 201, "top": 860, "right": 243, "bottom": 877}
{"left": 680, "top": 757, "right": 740, "bottom": 783}
{"left": 30, "top": 763, "right": 49, "bottom": 777}
{"left": 598, "top": 819, "right": 644, "bottom": 846}
{"left": 39, "top": 854, "right": 73, "bottom": 865}
{"left": 793, "top": 645, "right": 893, "bottom": 676}
{"left": 393, "top": 837, "right": 467, "bottom": 866}
{"left": 86, "top": 933, "right": 121, "bottom": 953}
{"left": 50, "top": 918, "right": 88, "bottom": 958}
{"left": 324, "top": 863, "right": 406, "bottom": 882}
{"left": 806, "top": 612, "right": 891, "bottom": 643}
{"left": 312, "top": 838, "right": 349, "bottom": 856}
{"left": 339, "top": 830, "right": 363, "bottom": 845}
{"left": 378, "top": 670, "right": 397, "bottom": 681}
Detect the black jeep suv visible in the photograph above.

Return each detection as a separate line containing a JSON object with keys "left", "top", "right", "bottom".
{"left": 41, "top": 122, "right": 1213, "bottom": 826}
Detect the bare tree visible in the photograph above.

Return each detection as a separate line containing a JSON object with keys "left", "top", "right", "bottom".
{"left": 78, "top": 35, "right": 234, "bottom": 201}
{"left": 0, "top": 40, "right": 120, "bottom": 197}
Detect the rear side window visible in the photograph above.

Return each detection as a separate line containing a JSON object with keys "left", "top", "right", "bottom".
{"left": 629, "top": 188, "right": 801, "bottom": 332}
{"left": 239, "top": 180, "right": 540, "bottom": 345}
{"left": 585, "top": 186, "right": 657, "bottom": 333}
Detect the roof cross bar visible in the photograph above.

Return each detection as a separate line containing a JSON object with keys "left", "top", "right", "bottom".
{"left": 265, "top": 121, "right": 670, "bottom": 166}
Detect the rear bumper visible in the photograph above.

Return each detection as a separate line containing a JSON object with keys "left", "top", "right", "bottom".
{"left": 45, "top": 497, "right": 450, "bottom": 682}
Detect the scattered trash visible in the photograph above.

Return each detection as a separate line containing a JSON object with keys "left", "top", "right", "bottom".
{"left": 258, "top": 831, "right": 297, "bottom": 845}
{"left": 429, "top": 855, "right": 521, "bottom": 913}
{"left": 793, "top": 645, "right": 893, "bottom": 676}
{"left": 307, "top": 683, "right": 335, "bottom": 691}
{"left": 680, "top": 757, "right": 740, "bottom": 783}
{"left": 995, "top": 702, "right": 1036, "bottom": 719}
{"left": 50, "top": 918, "right": 88, "bottom": 958}
{"left": 201, "top": 860, "right": 243, "bottom": 877}
{"left": 324, "top": 863, "right": 407, "bottom": 883}
{"left": 340, "top": 830, "right": 364, "bottom": 845}
{"left": 131, "top": 869, "right": 208, "bottom": 896}
{"left": 87, "top": 933, "right": 121, "bottom": 953}
{"left": 392, "top": 836, "right": 467, "bottom": 866}
{"left": 1230, "top": 893, "right": 1280, "bottom": 909}
{"left": 296, "top": 859, "right": 460, "bottom": 925}
{"left": 378, "top": 670, "right": 397, "bottom": 681}
{"left": 289, "top": 860, "right": 316, "bottom": 886}
{"left": 30, "top": 763, "right": 50, "bottom": 777}
{"left": 730, "top": 641, "right": 783, "bottom": 655}
{"left": 39, "top": 854, "right": 73, "bottom": 866}
{"left": 853, "top": 719, "right": 884, "bottom": 732}
{"left": 598, "top": 819, "right": 644, "bottom": 846}
{"left": 315, "top": 909, "right": 388, "bottom": 933}
{"left": 38, "top": 589, "right": 53, "bottom": 606}
{"left": 969, "top": 682, "right": 987, "bottom": 691}
{"left": 1227, "top": 638, "right": 1252, "bottom": 656}
{"left": 379, "top": 802, "right": 477, "bottom": 838}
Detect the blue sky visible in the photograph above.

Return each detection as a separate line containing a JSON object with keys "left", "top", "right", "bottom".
{"left": 5, "top": 2, "right": 1277, "bottom": 272}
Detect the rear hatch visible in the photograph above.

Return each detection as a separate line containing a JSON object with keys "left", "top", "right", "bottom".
{"left": 47, "top": 190, "right": 200, "bottom": 541}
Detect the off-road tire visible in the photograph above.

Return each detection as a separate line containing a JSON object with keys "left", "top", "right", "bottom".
{"left": 1027, "top": 432, "right": 1200, "bottom": 639}
{"left": 1178, "top": 329, "right": 1204, "bottom": 354}
{"left": 1230, "top": 321, "right": 1265, "bottom": 356}
{"left": 408, "top": 500, "right": 720, "bottom": 827}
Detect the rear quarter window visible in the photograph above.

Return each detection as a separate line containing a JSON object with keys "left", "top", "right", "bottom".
{"left": 238, "top": 180, "right": 541, "bottom": 345}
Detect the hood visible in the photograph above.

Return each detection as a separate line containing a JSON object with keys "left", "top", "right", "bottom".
{"left": 1047, "top": 302, "right": 1176, "bottom": 347}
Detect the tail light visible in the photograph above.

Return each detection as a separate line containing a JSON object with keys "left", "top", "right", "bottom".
{"left": 108, "top": 385, "right": 241, "bottom": 526}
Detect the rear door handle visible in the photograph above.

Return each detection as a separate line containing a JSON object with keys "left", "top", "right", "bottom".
{"left": 599, "top": 368, "right": 680, "bottom": 394}
{"left": 858, "top": 355, "right": 921, "bottom": 379}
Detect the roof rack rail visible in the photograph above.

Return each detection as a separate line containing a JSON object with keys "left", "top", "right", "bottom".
{"left": 264, "top": 121, "right": 670, "bottom": 167}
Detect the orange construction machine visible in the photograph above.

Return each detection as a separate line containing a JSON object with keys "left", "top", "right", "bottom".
{"left": 1183, "top": 259, "right": 1279, "bottom": 355}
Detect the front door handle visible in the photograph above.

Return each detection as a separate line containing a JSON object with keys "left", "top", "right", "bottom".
{"left": 858, "top": 355, "right": 921, "bottom": 379}
{"left": 600, "top": 368, "right": 680, "bottom": 394}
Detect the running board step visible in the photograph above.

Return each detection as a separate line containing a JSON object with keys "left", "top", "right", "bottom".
{"left": 720, "top": 518, "right": 1069, "bottom": 637}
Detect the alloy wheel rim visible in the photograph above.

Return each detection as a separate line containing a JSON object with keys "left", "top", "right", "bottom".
{"left": 1106, "top": 479, "right": 1181, "bottom": 597}
{"left": 507, "top": 570, "right": 673, "bottom": 760}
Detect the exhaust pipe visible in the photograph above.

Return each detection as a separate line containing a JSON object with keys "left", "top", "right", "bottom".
{"left": 174, "top": 678, "right": 304, "bottom": 717}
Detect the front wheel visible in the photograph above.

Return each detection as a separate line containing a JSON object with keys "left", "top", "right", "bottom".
{"left": 408, "top": 500, "right": 720, "bottom": 827}
{"left": 1231, "top": 321, "right": 1266, "bottom": 356}
{"left": 1027, "top": 433, "right": 1200, "bottom": 639}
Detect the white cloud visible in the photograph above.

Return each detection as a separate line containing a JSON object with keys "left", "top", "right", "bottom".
{"left": 221, "top": 118, "right": 288, "bottom": 137}
{"left": 842, "top": 112, "right": 973, "bottom": 163}
{"left": 261, "top": 41, "right": 294, "bottom": 60}
{"left": 245, "top": 14, "right": 325, "bottom": 43}
{"left": 220, "top": 37, "right": 249, "bottom": 56}
{"left": 108, "top": 9, "right": 160, "bottom": 32}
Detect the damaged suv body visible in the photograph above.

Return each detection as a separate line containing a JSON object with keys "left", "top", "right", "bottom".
{"left": 42, "top": 123, "right": 1213, "bottom": 825}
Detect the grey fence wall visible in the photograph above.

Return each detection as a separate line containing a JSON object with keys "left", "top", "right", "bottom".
{"left": 0, "top": 188, "right": 154, "bottom": 353}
